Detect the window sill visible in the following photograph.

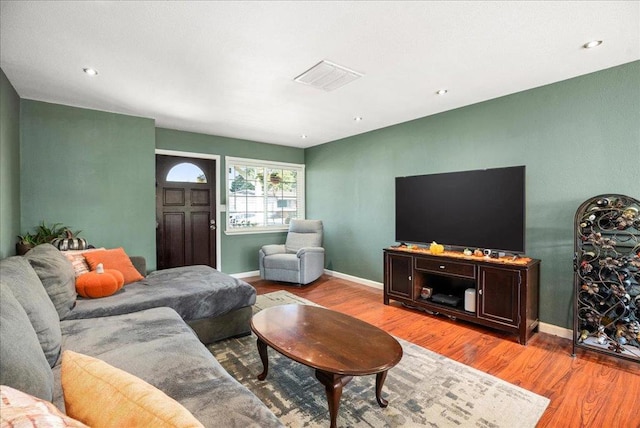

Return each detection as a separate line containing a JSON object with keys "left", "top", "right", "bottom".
{"left": 224, "top": 227, "right": 289, "bottom": 236}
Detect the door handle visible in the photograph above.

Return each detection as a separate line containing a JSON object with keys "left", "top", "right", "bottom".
{"left": 210, "top": 219, "right": 216, "bottom": 230}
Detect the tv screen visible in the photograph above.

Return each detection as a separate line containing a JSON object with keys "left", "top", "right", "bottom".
{"left": 395, "top": 166, "right": 525, "bottom": 253}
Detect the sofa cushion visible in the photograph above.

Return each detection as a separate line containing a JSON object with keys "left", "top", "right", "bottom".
{"left": 65, "top": 265, "right": 256, "bottom": 322}
{"left": 0, "top": 282, "right": 54, "bottom": 401}
{"left": 75, "top": 269, "right": 124, "bottom": 298}
{"left": 61, "top": 351, "right": 204, "bottom": 428}
{"left": 0, "top": 256, "right": 62, "bottom": 367}
{"left": 63, "top": 248, "right": 106, "bottom": 277}
{"left": 83, "top": 247, "right": 144, "bottom": 285}
{"left": 54, "top": 307, "right": 282, "bottom": 427}
{"left": 0, "top": 385, "right": 88, "bottom": 427}
{"left": 65, "top": 252, "right": 91, "bottom": 276}
{"left": 25, "top": 243, "right": 77, "bottom": 320}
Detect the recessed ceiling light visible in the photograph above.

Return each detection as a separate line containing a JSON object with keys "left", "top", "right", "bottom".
{"left": 354, "top": 116, "right": 363, "bottom": 122}
{"left": 83, "top": 67, "right": 98, "bottom": 76}
{"left": 583, "top": 40, "right": 603, "bottom": 49}
{"left": 301, "top": 134, "right": 308, "bottom": 139}
{"left": 436, "top": 89, "right": 448, "bottom": 95}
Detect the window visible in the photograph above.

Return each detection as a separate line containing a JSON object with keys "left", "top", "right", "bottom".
{"left": 226, "top": 157, "right": 305, "bottom": 234}
{"left": 166, "top": 163, "right": 207, "bottom": 183}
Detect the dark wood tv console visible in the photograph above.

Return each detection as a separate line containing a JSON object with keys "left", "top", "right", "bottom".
{"left": 383, "top": 247, "right": 541, "bottom": 344}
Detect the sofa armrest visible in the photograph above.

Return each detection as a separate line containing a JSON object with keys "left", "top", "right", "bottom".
{"left": 129, "top": 256, "right": 146, "bottom": 277}
{"left": 261, "top": 244, "right": 286, "bottom": 256}
{"left": 296, "top": 247, "right": 325, "bottom": 258}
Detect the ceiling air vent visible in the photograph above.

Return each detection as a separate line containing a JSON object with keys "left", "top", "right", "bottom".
{"left": 294, "top": 60, "right": 363, "bottom": 91}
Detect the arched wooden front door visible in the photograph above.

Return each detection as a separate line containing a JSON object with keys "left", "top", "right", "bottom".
{"left": 156, "top": 155, "right": 217, "bottom": 269}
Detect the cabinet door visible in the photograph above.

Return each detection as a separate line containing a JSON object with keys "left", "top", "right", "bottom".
{"left": 478, "top": 266, "right": 520, "bottom": 327}
{"left": 386, "top": 254, "right": 413, "bottom": 298}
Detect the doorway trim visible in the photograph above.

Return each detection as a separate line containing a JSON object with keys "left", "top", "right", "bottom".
{"left": 155, "top": 149, "right": 222, "bottom": 271}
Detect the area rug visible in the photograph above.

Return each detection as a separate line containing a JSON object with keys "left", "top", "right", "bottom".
{"left": 208, "top": 291, "right": 549, "bottom": 427}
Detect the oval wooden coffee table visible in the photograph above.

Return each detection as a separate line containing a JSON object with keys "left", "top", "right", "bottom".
{"left": 251, "top": 304, "right": 403, "bottom": 428}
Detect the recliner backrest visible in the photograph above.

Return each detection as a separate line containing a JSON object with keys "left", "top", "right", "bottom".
{"left": 285, "top": 219, "right": 323, "bottom": 253}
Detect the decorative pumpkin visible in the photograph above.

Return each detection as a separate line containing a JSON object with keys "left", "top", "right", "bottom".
{"left": 52, "top": 230, "right": 87, "bottom": 251}
{"left": 429, "top": 241, "right": 445, "bottom": 254}
{"left": 75, "top": 269, "right": 124, "bottom": 298}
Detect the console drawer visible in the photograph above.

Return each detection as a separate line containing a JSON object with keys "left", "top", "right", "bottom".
{"left": 414, "top": 258, "right": 476, "bottom": 278}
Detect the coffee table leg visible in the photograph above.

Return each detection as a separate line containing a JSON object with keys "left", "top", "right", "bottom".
{"left": 315, "top": 370, "right": 353, "bottom": 428}
{"left": 375, "top": 370, "right": 389, "bottom": 407}
{"left": 256, "top": 338, "right": 269, "bottom": 381}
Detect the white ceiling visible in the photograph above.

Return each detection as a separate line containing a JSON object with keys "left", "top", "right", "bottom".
{"left": 1, "top": 1, "right": 638, "bottom": 148}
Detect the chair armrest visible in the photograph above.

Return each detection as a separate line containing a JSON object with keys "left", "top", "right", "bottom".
{"left": 129, "top": 256, "right": 147, "bottom": 277}
{"left": 261, "top": 244, "right": 286, "bottom": 256}
{"left": 296, "top": 247, "right": 325, "bottom": 258}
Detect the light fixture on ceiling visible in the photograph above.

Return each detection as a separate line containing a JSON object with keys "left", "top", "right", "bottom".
{"left": 83, "top": 67, "right": 98, "bottom": 76}
{"left": 294, "top": 60, "right": 363, "bottom": 92}
{"left": 436, "top": 89, "right": 448, "bottom": 95}
{"left": 583, "top": 40, "right": 603, "bottom": 49}
{"left": 301, "top": 134, "right": 308, "bottom": 139}
{"left": 354, "top": 116, "right": 363, "bottom": 122}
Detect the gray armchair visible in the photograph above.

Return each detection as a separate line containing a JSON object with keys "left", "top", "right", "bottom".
{"left": 259, "top": 219, "right": 324, "bottom": 285}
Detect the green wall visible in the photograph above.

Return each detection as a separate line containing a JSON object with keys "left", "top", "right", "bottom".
{"left": 155, "top": 128, "right": 304, "bottom": 273}
{"left": 13, "top": 103, "right": 301, "bottom": 275}
{"left": 0, "top": 69, "right": 21, "bottom": 258}
{"left": 8, "top": 61, "right": 638, "bottom": 329}
{"left": 20, "top": 100, "right": 157, "bottom": 270}
{"left": 305, "top": 61, "right": 640, "bottom": 329}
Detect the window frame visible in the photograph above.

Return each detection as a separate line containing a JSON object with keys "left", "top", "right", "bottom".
{"left": 225, "top": 156, "right": 305, "bottom": 235}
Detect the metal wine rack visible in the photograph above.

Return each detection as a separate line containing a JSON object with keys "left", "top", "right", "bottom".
{"left": 573, "top": 194, "right": 640, "bottom": 362}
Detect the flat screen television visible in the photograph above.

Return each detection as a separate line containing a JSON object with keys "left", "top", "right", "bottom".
{"left": 395, "top": 166, "right": 525, "bottom": 254}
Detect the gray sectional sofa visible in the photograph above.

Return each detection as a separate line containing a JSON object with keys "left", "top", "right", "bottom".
{"left": 0, "top": 244, "right": 282, "bottom": 427}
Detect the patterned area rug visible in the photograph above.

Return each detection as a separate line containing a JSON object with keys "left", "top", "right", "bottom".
{"left": 208, "top": 291, "right": 549, "bottom": 427}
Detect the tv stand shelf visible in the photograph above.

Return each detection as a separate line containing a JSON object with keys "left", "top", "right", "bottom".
{"left": 383, "top": 247, "right": 541, "bottom": 344}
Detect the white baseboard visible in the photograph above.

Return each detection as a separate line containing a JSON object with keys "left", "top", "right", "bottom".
{"left": 538, "top": 322, "right": 573, "bottom": 340}
{"left": 232, "top": 268, "right": 573, "bottom": 340}
{"left": 323, "top": 269, "right": 384, "bottom": 290}
{"left": 229, "top": 268, "right": 384, "bottom": 289}
{"left": 230, "top": 270, "right": 260, "bottom": 279}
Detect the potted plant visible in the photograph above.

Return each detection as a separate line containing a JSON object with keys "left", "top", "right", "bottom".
{"left": 16, "top": 221, "right": 80, "bottom": 255}
{"left": 16, "top": 232, "right": 37, "bottom": 255}
{"left": 34, "top": 221, "right": 66, "bottom": 244}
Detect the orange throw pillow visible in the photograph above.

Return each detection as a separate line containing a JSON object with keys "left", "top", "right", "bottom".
{"left": 83, "top": 248, "right": 144, "bottom": 285}
{"left": 61, "top": 351, "right": 204, "bottom": 428}
{"left": 76, "top": 269, "right": 125, "bottom": 298}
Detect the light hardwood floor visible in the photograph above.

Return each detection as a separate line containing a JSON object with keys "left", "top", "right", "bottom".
{"left": 247, "top": 275, "right": 640, "bottom": 428}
